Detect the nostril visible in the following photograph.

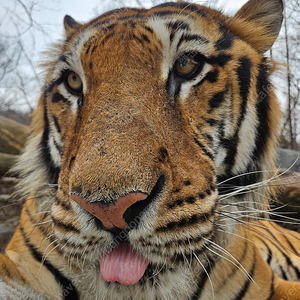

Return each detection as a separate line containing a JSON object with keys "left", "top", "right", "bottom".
{"left": 124, "top": 174, "right": 165, "bottom": 229}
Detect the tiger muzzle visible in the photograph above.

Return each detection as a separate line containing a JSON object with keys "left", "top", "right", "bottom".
{"left": 70, "top": 174, "right": 165, "bottom": 231}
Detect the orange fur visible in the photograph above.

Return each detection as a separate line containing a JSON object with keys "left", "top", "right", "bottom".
{"left": 1, "top": 0, "right": 300, "bottom": 299}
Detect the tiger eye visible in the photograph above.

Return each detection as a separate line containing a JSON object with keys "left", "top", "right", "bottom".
{"left": 175, "top": 57, "right": 198, "bottom": 77}
{"left": 66, "top": 71, "right": 83, "bottom": 93}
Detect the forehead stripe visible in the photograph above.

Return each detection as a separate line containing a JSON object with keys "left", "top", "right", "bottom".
{"left": 153, "top": 2, "right": 208, "bottom": 17}
{"left": 167, "top": 20, "right": 190, "bottom": 31}
{"left": 177, "top": 33, "right": 209, "bottom": 50}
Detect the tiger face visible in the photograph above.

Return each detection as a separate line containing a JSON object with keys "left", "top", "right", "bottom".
{"left": 15, "top": 0, "right": 283, "bottom": 298}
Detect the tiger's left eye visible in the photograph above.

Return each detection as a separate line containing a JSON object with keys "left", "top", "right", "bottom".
{"left": 65, "top": 71, "right": 83, "bottom": 94}
{"left": 174, "top": 54, "right": 204, "bottom": 79}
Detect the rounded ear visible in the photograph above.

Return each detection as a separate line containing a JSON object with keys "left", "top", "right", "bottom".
{"left": 227, "top": 0, "right": 283, "bottom": 53}
{"left": 64, "top": 15, "right": 82, "bottom": 37}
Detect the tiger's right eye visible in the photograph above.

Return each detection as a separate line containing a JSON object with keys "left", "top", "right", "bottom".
{"left": 65, "top": 71, "right": 83, "bottom": 95}
{"left": 174, "top": 53, "right": 205, "bottom": 80}
{"left": 175, "top": 57, "right": 199, "bottom": 78}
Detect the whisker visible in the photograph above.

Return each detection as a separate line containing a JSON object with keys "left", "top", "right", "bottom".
{"left": 203, "top": 238, "right": 257, "bottom": 287}
{"left": 219, "top": 201, "right": 300, "bottom": 224}
{"left": 40, "top": 241, "right": 60, "bottom": 272}
{"left": 30, "top": 219, "right": 52, "bottom": 227}
{"left": 216, "top": 211, "right": 300, "bottom": 255}
{"left": 192, "top": 251, "right": 215, "bottom": 300}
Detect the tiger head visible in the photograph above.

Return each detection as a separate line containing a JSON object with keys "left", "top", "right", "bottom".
{"left": 16, "top": 0, "right": 283, "bottom": 297}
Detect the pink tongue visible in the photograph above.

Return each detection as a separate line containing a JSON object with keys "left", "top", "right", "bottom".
{"left": 100, "top": 242, "right": 149, "bottom": 285}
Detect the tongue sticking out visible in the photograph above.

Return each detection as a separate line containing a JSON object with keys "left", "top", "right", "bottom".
{"left": 100, "top": 242, "right": 149, "bottom": 285}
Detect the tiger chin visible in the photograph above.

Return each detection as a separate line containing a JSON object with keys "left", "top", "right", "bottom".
{"left": 1, "top": 0, "right": 300, "bottom": 299}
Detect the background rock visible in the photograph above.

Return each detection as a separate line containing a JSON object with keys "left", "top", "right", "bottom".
{"left": 0, "top": 115, "right": 29, "bottom": 177}
{"left": 277, "top": 148, "right": 300, "bottom": 173}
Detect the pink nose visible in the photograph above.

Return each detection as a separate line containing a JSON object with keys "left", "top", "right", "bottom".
{"left": 71, "top": 192, "right": 148, "bottom": 229}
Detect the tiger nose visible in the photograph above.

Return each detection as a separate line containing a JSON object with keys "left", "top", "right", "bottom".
{"left": 70, "top": 192, "right": 148, "bottom": 230}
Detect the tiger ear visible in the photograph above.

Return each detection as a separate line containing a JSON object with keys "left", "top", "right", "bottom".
{"left": 228, "top": 0, "right": 283, "bottom": 53}
{"left": 64, "top": 15, "right": 82, "bottom": 37}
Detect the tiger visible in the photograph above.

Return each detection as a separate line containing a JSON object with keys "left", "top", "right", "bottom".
{"left": 1, "top": 0, "right": 300, "bottom": 299}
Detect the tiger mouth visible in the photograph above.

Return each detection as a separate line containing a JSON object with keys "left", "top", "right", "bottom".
{"left": 71, "top": 176, "right": 166, "bottom": 285}
{"left": 99, "top": 241, "right": 149, "bottom": 285}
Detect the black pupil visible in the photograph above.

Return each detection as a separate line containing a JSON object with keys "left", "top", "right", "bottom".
{"left": 72, "top": 75, "right": 78, "bottom": 83}
{"left": 181, "top": 58, "right": 190, "bottom": 67}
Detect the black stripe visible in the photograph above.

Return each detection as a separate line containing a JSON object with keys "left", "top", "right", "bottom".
{"left": 167, "top": 20, "right": 190, "bottom": 31}
{"left": 237, "top": 56, "right": 251, "bottom": 122}
{"left": 219, "top": 56, "right": 252, "bottom": 178}
{"left": 100, "top": 32, "right": 114, "bottom": 45}
{"left": 233, "top": 249, "right": 256, "bottom": 300}
{"left": 190, "top": 257, "right": 216, "bottom": 300}
{"left": 55, "top": 197, "right": 71, "bottom": 210}
{"left": 41, "top": 93, "right": 61, "bottom": 184}
{"left": 153, "top": 10, "right": 181, "bottom": 17}
{"left": 193, "top": 137, "right": 214, "bottom": 160}
{"left": 52, "top": 216, "right": 80, "bottom": 233}
{"left": 52, "top": 115, "right": 61, "bottom": 133}
{"left": 141, "top": 230, "right": 213, "bottom": 249}
{"left": 217, "top": 120, "right": 226, "bottom": 143}
{"left": 44, "top": 77, "right": 65, "bottom": 95}
{"left": 280, "top": 265, "right": 288, "bottom": 280}
{"left": 52, "top": 92, "right": 69, "bottom": 103}
{"left": 194, "top": 69, "right": 220, "bottom": 95}
{"left": 143, "top": 25, "right": 153, "bottom": 33}
{"left": 20, "top": 226, "right": 79, "bottom": 300}
{"left": 58, "top": 55, "right": 69, "bottom": 65}
{"left": 24, "top": 205, "right": 63, "bottom": 255}
{"left": 203, "top": 134, "right": 213, "bottom": 145}
{"left": 261, "top": 226, "right": 300, "bottom": 279}
{"left": 204, "top": 69, "right": 219, "bottom": 84}
{"left": 53, "top": 137, "right": 63, "bottom": 157}
{"left": 221, "top": 132, "right": 238, "bottom": 168}
{"left": 132, "top": 34, "right": 145, "bottom": 45}
{"left": 254, "top": 235, "right": 273, "bottom": 265}
{"left": 217, "top": 231, "right": 249, "bottom": 290}
{"left": 266, "top": 273, "right": 275, "bottom": 300}
{"left": 103, "top": 23, "right": 117, "bottom": 32}
{"left": 141, "top": 33, "right": 150, "bottom": 43}
{"left": 252, "top": 60, "right": 271, "bottom": 160}
{"left": 268, "top": 222, "right": 300, "bottom": 256}
{"left": 207, "top": 54, "right": 232, "bottom": 67}
{"left": 91, "top": 44, "right": 98, "bottom": 54}
{"left": 281, "top": 232, "right": 299, "bottom": 256}
{"left": 177, "top": 33, "right": 208, "bottom": 50}
{"left": 203, "top": 118, "right": 218, "bottom": 126}
{"left": 155, "top": 212, "right": 211, "bottom": 232}
{"left": 208, "top": 90, "right": 226, "bottom": 111}
{"left": 153, "top": 2, "right": 207, "bottom": 18}
{"left": 279, "top": 266, "right": 288, "bottom": 280}
{"left": 85, "top": 42, "right": 92, "bottom": 55}
{"left": 215, "top": 29, "right": 234, "bottom": 51}
{"left": 156, "top": 204, "right": 216, "bottom": 233}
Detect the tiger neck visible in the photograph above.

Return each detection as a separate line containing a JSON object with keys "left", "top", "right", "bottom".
{"left": 5, "top": 195, "right": 78, "bottom": 299}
